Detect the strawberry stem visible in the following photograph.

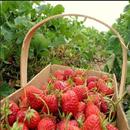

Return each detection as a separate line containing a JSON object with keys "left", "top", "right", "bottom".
{"left": 77, "top": 115, "right": 84, "bottom": 128}
{"left": 115, "top": 91, "right": 127, "bottom": 106}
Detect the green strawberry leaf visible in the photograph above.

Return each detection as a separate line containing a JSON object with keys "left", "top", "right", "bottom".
{"left": 0, "top": 82, "right": 15, "bottom": 100}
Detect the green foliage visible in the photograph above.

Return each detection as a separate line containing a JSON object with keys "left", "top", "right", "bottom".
{"left": 103, "top": 3, "right": 130, "bottom": 82}
{"left": 0, "top": 82, "right": 15, "bottom": 100}
{"left": 0, "top": 1, "right": 108, "bottom": 87}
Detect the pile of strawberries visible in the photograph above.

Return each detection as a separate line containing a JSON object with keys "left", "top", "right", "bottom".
{"left": 1, "top": 68, "right": 119, "bottom": 130}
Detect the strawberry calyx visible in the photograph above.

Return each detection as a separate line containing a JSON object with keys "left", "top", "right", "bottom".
{"left": 10, "top": 121, "right": 23, "bottom": 130}
{"left": 77, "top": 115, "right": 84, "bottom": 128}
{"left": 64, "top": 112, "right": 72, "bottom": 130}
{"left": 25, "top": 107, "right": 35, "bottom": 123}
{"left": 0, "top": 99, "right": 12, "bottom": 129}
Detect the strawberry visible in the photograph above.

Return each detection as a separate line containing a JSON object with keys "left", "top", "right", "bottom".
{"left": 74, "top": 69, "right": 85, "bottom": 76}
{"left": 7, "top": 100, "right": 19, "bottom": 126}
{"left": 57, "top": 125, "right": 80, "bottom": 130}
{"left": 87, "top": 81, "right": 97, "bottom": 90}
{"left": 73, "top": 76, "right": 84, "bottom": 85}
{"left": 85, "top": 101, "right": 100, "bottom": 118}
{"left": 69, "top": 120, "right": 79, "bottom": 127}
{"left": 54, "top": 80, "right": 66, "bottom": 90}
{"left": 70, "top": 126, "right": 81, "bottom": 130}
{"left": 87, "top": 76, "right": 98, "bottom": 84}
{"left": 17, "top": 108, "right": 40, "bottom": 129}
{"left": 72, "top": 86, "right": 87, "bottom": 101}
{"left": 97, "top": 79, "right": 114, "bottom": 95}
{"left": 83, "top": 114, "right": 102, "bottom": 130}
{"left": 38, "top": 117, "right": 56, "bottom": 130}
{"left": 77, "top": 102, "right": 86, "bottom": 113}
{"left": 17, "top": 110, "right": 26, "bottom": 122}
{"left": 64, "top": 68, "right": 74, "bottom": 79}
{"left": 74, "top": 102, "right": 86, "bottom": 121}
{"left": 64, "top": 80, "right": 72, "bottom": 90}
{"left": 106, "top": 124, "right": 119, "bottom": 130}
{"left": 87, "top": 92, "right": 101, "bottom": 108}
{"left": 41, "top": 84, "right": 48, "bottom": 95}
{"left": 44, "top": 94, "right": 58, "bottom": 113}
{"left": 19, "top": 95, "right": 29, "bottom": 110}
{"left": 61, "top": 90, "right": 79, "bottom": 115}
{"left": 106, "top": 87, "right": 114, "bottom": 95}
{"left": 25, "top": 108, "right": 40, "bottom": 129}
{"left": 54, "top": 70, "right": 64, "bottom": 80}
{"left": 100, "top": 97, "right": 108, "bottom": 114}
{"left": 11, "top": 122, "right": 28, "bottom": 130}
{"left": 75, "top": 112, "right": 85, "bottom": 122}
{"left": 25, "top": 85, "right": 45, "bottom": 110}
{"left": 57, "top": 120, "right": 80, "bottom": 130}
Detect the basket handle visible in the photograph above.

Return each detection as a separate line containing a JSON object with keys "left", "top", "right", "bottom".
{"left": 20, "top": 13, "right": 128, "bottom": 97}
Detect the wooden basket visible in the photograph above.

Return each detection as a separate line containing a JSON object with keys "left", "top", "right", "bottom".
{"left": 0, "top": 14, "right": 129, "bottom": 130}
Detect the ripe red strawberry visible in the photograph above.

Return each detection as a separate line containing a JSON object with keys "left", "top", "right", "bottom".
{"left": 25, "top": 108, "right": 40, "bottom": 129}
{"left": 17, "top": 108, "right": 40, "bottom": 129}
{"left": 75, "top": 112, "right": 85, "bottom": 122}
{"left": 73, "top": 76, "right": 84, "bottom": 85}
{"left": 57, "top": 120, "right": 80, "bottom": 130}
{"left": 74, "top": 102, "right": 85, "bottom": 121}
{"left": 17, "top": 110, "right": 26, "bottom": 122}
{"left": 77, "top": 102, "right": 86, "bottom": 113}
{"left": 61, "top": 90, "right": 79, "bottom": 115}
{"left": 83, "top": 114, "right": 102, "bottom": 130}
{"left": 106, "top": 124, "right": 119, "bottom": 130}
{"left": 38, "top": 117, "right": 56, "bottom": 130}
{"left": 25, "top": 85, "right": 45, "bottom": 110}
{"left": 19, "top": 95, "right": 29, "bottom": 110}
{"left": 106, "top": 88, "right": 114, "bottom": 95}
{"left": 11, "top": 122, "right": 28, "bottom": 130}
{"left": 57, "top": 125, "right": 80, "bottom": 130}
{"left": 54, "top": 80, "right": 66, "bottom": 90}
{"left": 57, "top": 120, "right": 78, "bottom": 128}
{"left": 64, "top": 80, "right": 72, "bottom": 89}
{"left": 74, "top": 69, "right": 84, "bottom": 76}
{"left": 97, "top": 79, "right": 114, "bottom": 95}
{"left": 44, "top": 94, "right": 58, "bottom": 113}
{"left": 70, "top": 126, "right": 81, "bottom": 130}
{"left": 72, "top": 86, "right": 87, "bottom": 101}
{"left": 85, "top": 101, "right": 100, "bottom": 118}
{"left": 64, "top": 68, "right": 74, "bottom": 79}
{"left": 87, "top": 76, "right": 98, "bottom": 84}
{"left": 54, "top": 70, "right": 64, "bottom": 80}
{"left": 87, "top": 81, "right": 97, "bottom": 90}
{"left": 41, "top": 84, "right": 48, "bottom": 95}
{"left": 69, "top": 120, "right": 79, "bottom": 127}
{"left": 87, "top": 92, "right": 101, "bottom": 108}
{"left": 7, "top": 100, "right": 19, "bottom": 126}
{"left": 100, "top": 98, "right": 108, "bottom": 114}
